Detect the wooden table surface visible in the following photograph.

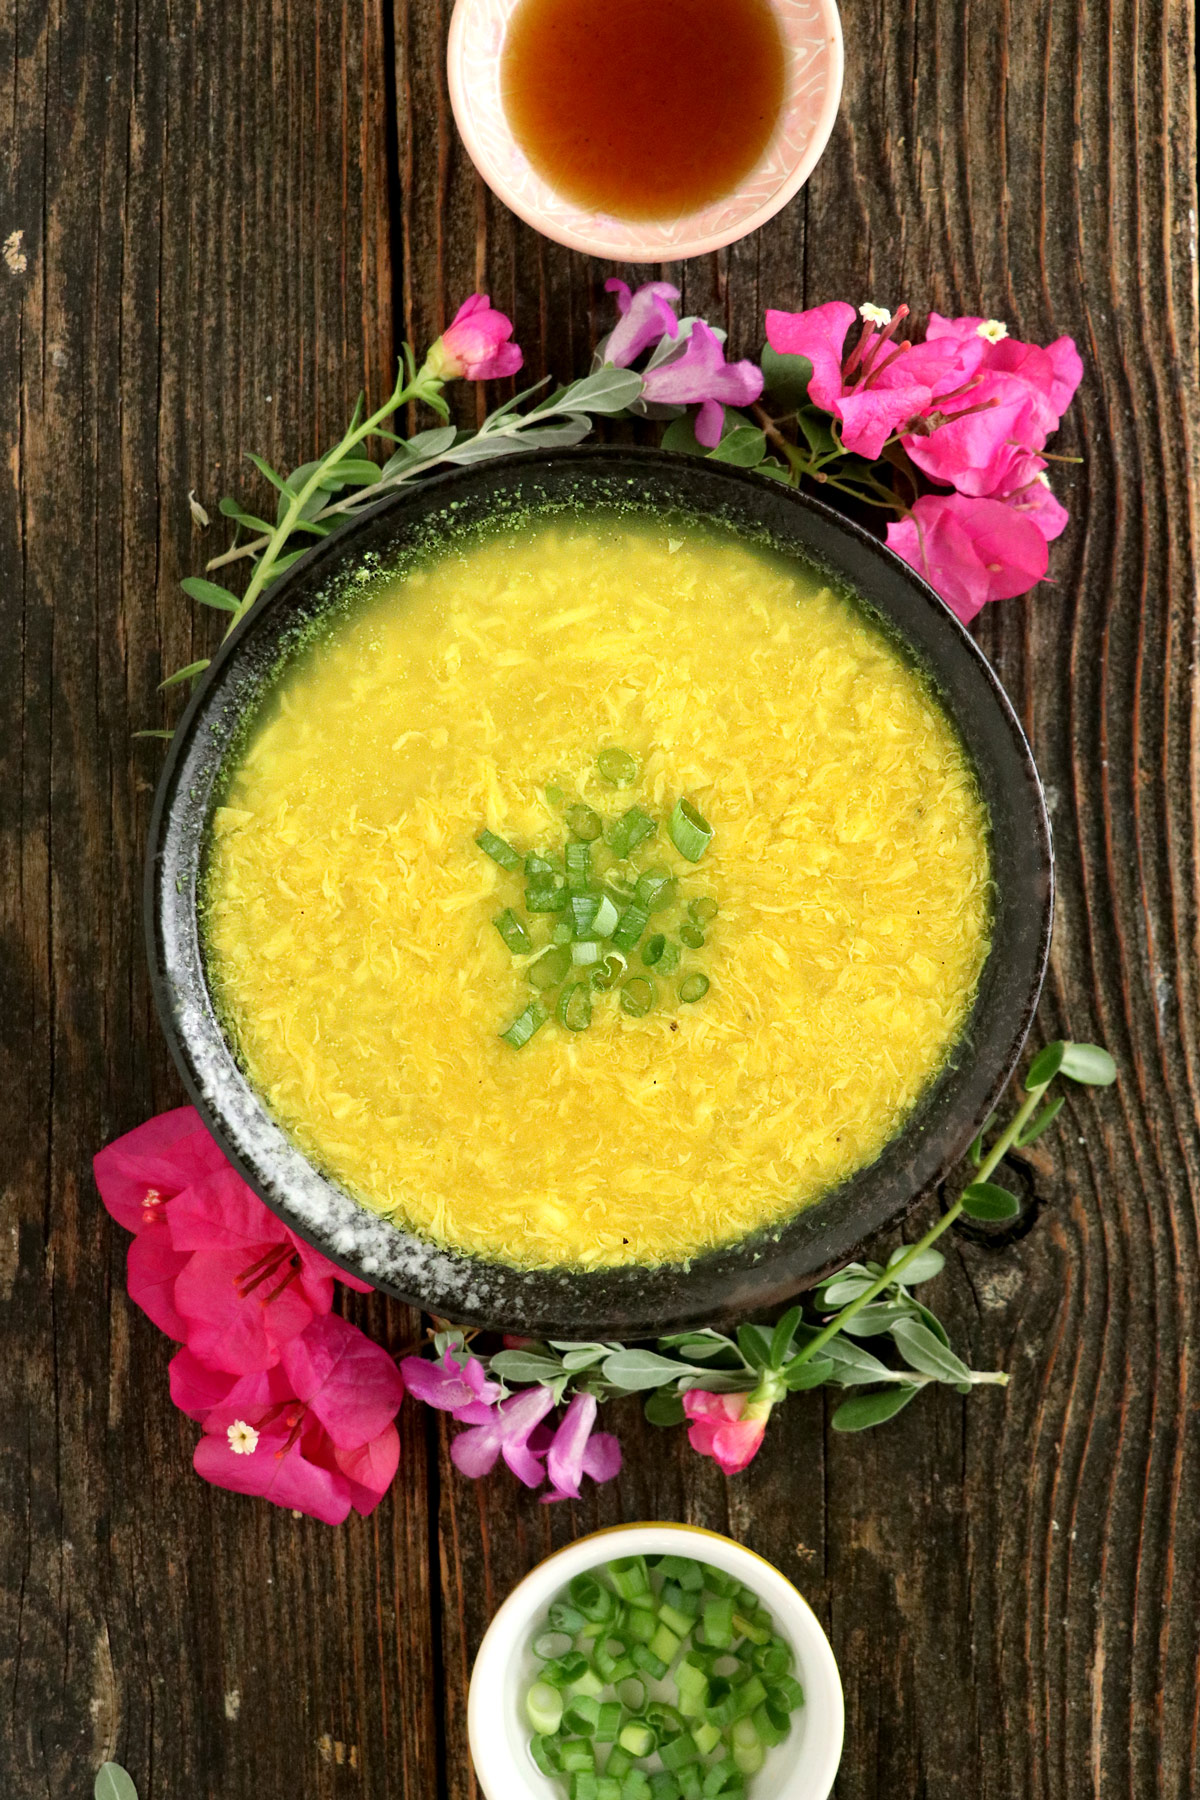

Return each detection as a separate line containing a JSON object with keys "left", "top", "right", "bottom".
{"left": 4, "top": 0, "right": 1199, "bottom": 1794}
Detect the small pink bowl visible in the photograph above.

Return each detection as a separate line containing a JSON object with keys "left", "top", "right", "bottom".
{"left": 447, "top": 0, "right": 844, "bottom": 263}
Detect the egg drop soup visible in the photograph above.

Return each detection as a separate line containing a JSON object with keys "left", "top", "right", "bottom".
{"left": 202, "top": 514, "right": 991, "bottom": 1270}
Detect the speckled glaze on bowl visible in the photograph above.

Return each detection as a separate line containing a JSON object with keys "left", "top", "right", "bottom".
{"left": 146, "top": 448, "right": 1053, "bottom": 1339}
{"left": 446, "top": 0, "right": 843, "bottom": 261}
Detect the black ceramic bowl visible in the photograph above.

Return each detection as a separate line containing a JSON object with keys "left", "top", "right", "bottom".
{"left": 147, "top": 447, "right": 1052, "bottom": 1338}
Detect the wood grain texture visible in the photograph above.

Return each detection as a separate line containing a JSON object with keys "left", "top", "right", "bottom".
{"left": 0, "top": 1, "right": 436, "bottom": 1796}
{"left": 2, "top": 0, "right": 1197, "bottom": 1794}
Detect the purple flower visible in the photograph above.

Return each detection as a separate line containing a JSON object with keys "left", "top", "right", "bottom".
{"left": 399, "top": 1348, "right": 501, "bottom": 1425}
{"left": 603, "top": 279, "right": 681, "bottom": 368}
{"left": 640, "top": 323, "right": 765, "bottom": 448}
{"left": 450, "top": 1385, "right": 556, "bottom": 1488}
{"left": 540, "top": 1392, "right": 623, "bottom": 1503}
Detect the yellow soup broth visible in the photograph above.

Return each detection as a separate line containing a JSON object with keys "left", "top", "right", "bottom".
{"left": 203, "top": 515, "right": 991, "bottom": 1269}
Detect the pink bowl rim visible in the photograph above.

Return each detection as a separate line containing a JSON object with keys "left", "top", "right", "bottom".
{"left": 446, "top": 0, "right": 844, "bottom": 263}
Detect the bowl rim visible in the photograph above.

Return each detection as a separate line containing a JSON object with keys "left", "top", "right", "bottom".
{"left": 466, "top": 1522, "right": 845, "bottom": 1800}
{"left": 146, "top": 445, "right": 1054, "bottom": 1337}
{"left": 445, "top": 0, "right": 845, "bottom": 261}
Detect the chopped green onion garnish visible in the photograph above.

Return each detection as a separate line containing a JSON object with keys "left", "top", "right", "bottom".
{"left": 768, "top": 1672, "right": 804, "bottom": 1712}
{"left": 567, "top": 803, "right": 603, "bottom": 841}
{"left": 669, "top": 798, "right": 713, "bottom": 861}
{"left": 546, "top": 784, "right": 566, "bottom": 808}
{"left": 616, "top": 1676, "right": 646, "bottom": 1713}
{"left": 543, "top": 1650, "right": 589, "bottom": 1687}
{"left": 526, "top": 850, "right": 559, "bottom": 879}
{"left": 499, "top": 1000, "right": 548, "bottom": 1048}
{"left": 620, "top": 977, "right": 655, "bottom": 1018}
{"left": 529, "top": 946, "right": 572, "bottom": 989}
{"left": 618, "top": 1722, "right": 657, "bottom": 1758}
{"left": 526, "top": 1680, "right": 564, "bottom": 1735}
{"left": 558, "top": 1739, "right": 596, "bottom": 1773}
{"left": 476, "top": 828, "right": 522, "bottom": 871}
{"left": 570, "top": 1573, "right": 616, "bottom": 1621}
{"left": 595, "top": 1701, "right": 623, "bottom": 1743}
{"left": 634, "top": 867, "right": 677, "bottom": 912}
{"left": 597, "top": 748, "right": 638, "bottom": 785}
{"left": 658, "top": 940, "right": 682, "bottom": 974}
{"left": 679, "top": 923, "right": 705, "bottom": 949}
{"left": 572, "top": 940, "right": 601, "bottom": 966}
{"left": 566, "top": 841, "right": 593, "bottom": 889}
{"left": 688, "top": 896, "right": 718, "bottom": 924}
{"left": 691, "top": 1721, "right": 722, "bottom": 1757}
{"left": 591, "top": 952, "right": 627, "bottom": 991}
{"left": 592, "top": 894, "right": 620, "bottom": 938}
{"left": 751, "top": 1697, "right": 790, "bottom": 1746}
{"left": 558, "top": 982, "right": 593, "bottom": 1031}
{"left": 608, "top": 806, "right": 658, "bottom": 860}
{"left": 608, "top": 1554, "right": 652, "bottom": 1601}
{"left": 534, "top": 1629, "right": 576, "bottom": 1660}
{"left": 552, "top": 919, "right": 574, "bottom": 945}
{"left": 529, "top": 1734, "right": 561, "bottom": 1776}
{"left": 731, "top": 1612, "right": 770, "bottom": 1647}
{"left": 679, "top": 973, "right": 710, "bottom": 1003}
{"left": 612, "top": 901, "right": 651, "bottom": 951}
{"left": 625, "top": 1606, "right": 657, "bottom": 1644}
{"left": 572, "top": 893, "right": 601, "bottom": 937}
{"left": 605, "top": 1746, "right": 635, "bottom": 1782}
{"left": 493, "top": 908, "right": 532, "bottom": 954}
{"left": 526, "top": 883, "right": 568, "bottom": 912}
{"left": 700, "top": 1597, "right": 735, "bottom": 1649}
{"left": 564, "top": 1694, "right": 602, "bottom": 1736}
{"left": 642, "top": 933, "right": 666, "bottom": 967}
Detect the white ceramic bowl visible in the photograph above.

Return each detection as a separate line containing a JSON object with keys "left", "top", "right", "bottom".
{"left": 447, "top": 0, "right": 844, "bottom": 262}
{"left": 468, "top": 1523, "right": 844, "bottom": 1800}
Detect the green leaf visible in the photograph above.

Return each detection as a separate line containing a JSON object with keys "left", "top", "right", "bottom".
{"left": 656, "top": 1333, "right": 737, "bottom": 1364}
{"left": 815, "top": 1273, "right": 875, "bottom": 1308}
{"left": 782, "top": 1355, "right": 835, "bottom": 1390}
{"left": 247, "top": 451, "right": 291, "bottom": 495}
{"left": 886, "top": 1246, "right": 946, "bottom": 1286}
{"left": 644, "top": 1389, "right": 686, "bottom": 1427}
{"left": 94, "top": 1765, "right": 139, "bottom": 1800}
{"left": 961, "top": 1181, "right": 1022, "bottom": 1221}
{"left": 1024, "top": 1041, "right": 1066, "bottom": 1090}
{"left": 677, "top": 1370, "right": 759, "bottom": 1394}
{"left": 261, "top": 549, "right": 308, "bottom": 586}
{"left": 838, "top": 1301, "right": 915, "bottom": 1337}
{"left": 890, "top": 1318, "right": 971, "bottom": 1383}
{"left": 736, "top": 1324, "right": 773, "bottom": 1370}
{"left": 488, "top": 1350, "right": 564, "bottom": 1385}
{"left": 831, "top": 1385, "right": 920, "bottom": 1432}
{"left": 381, "top": 426, "right": 459, "bottom": 478}
{"left": 557, "top": 367, "right": 644, "bottom": 414}
{"left": 218, "top": 496, "right": 273, "bottom": 532}
{"left": 1017, "top": 1092, "right": 1066, "bottom": 1146}
{"left": 754, "top": 458, "right": 792, "bottom": 482}
{"left": 759, "top": 343, "right": 813, "bottom": 407}
{"left": 968, "top": 1112, "right": 998, "bottom": 1165}
{"left": 819, "top": 1339, "right": 893, "bottom": 1384}
{"left": 708, "top": 426, "right": 767, "bottom": 467}
{"left": 601, "top": 1348, "right": 692, "bottom": 1391}
{"left": 1059, "top": 1042, "right": 1117, "bottom": 1086}
{"left": 912, "top": 1302, "right": 952, "bottom": 1348}
{"left": 769, "top": 1306, "right": 802, "bottom": 1368}
{"left": 795, "top": 406, "right": 838, "bottom": 457}
{"left": 158, "top": 659, "right": 211, "bottom": 690}
{"left": 660, "top": 414, "right": 710, "bottom": 457}
{"left": 558, "top": 1346, "right": 611, "bottom": 1374}
{"left": 320, "top": 457, "right": 383, "bottom": 489}
{"left": 180, "top": 576, "right": 240, "bottom": 613}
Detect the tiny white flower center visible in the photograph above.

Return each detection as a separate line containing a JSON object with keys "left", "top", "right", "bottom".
{"left": 1035, "top": 471, "right": 1051, "bottom": 487}
{"left": 227, "top": 1420, "right": 259, "bottom": 1455}
{"left": 977, "top": 319, "right": 1009, "bottom": 343}
{"left": 859, "top": 302, "right": 892, "bottom": 326}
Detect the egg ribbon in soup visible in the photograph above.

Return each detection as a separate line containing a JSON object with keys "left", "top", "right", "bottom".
{"left": 202, "top": 515, "right": 991, "bottom": 1271}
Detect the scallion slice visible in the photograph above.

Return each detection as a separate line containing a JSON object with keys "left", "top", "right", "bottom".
{"left": 608, "top": 806, "right": 658, "bottom": 860}
{"left": 679, "top": 973, "right": 710, "bottom": 1003}
{"left": 558, "top": 982, "right": 593, "bottom": 1032}
{"left": 572, "top": 940, "right": 601, "bottom": 966}
{"left": 612, "top": 901, "right": 651, "bottom": 951}
{"left": 641, "top": 933, "right": 666, "bottom": 967}
{"left": 528, "top": 945, "right": 572, "bottom": 990}
{"left": 688, "top": 896, "right": 719, "bottom": 924}
{"left": 567, "top": 803, "right": 604, "bottom": 841}
{"left": 526, "top": 883, "right": 568, "bottom": 913}
{"left": 566, "top": 841, "right": 593, "bottom": 889}
{"left": 529, "top": 1734, "right": 561, "bottom": 1776}
{"left": 526, "top": 1680, "right": 564, "bottom": 1735}
{"left": 534, "top": 1629, "right": 575, "bottom": 1661}
{"left": 669, "top": 798, "right": 713, "bottom": 862}
{"left": 679, "top": 923, "right": 705, "bottom": 949}
{"left": 618, "top": 1721, "right": 657, "bottom": 1758}
{"left": 658, "top": 940, "right": 682, "bottom": 974}
{"left": 572, "top": 893, "right": 601, "bottom": 938}
{"left": 476, "top": 828, "right": 522, "bottom": 871}
{"left": 608, "top": 1554, "right": 651, "bottom": 1601}
{"left": 620, "top": 977, "right": 655, "bottom": 1018}
{"left": 634, "top": 867, "right": 677, "bottom": 912}
{"left": 590, "top": 952, "right": 627, "bottom": 992}
{"left": 597, "top": 748, "right": 638, "bottom": 786}
{"left": 592, "top": 894, "right": 620, "bottom": 938}
{"left": 493, "top": 908, "right": 532, "bottom": 954}
{"left": 499, "top": 1000, "right": 548, "bottom": 1048}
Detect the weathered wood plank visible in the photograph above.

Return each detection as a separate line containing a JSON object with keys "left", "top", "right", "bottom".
{"left": 0, "top": 1, "right": 436, "bottom": 1796}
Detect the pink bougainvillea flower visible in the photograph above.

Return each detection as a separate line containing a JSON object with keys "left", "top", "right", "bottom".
{"left": 540, "top": 1392, "right": 623, "bottom": 1503}
{"left": 450, "top": 1384, "right": 556, "bottom": 1487}
{"left": 682, "top": 1389, "right": 771, "bottom": 1476}
{"left": 425, "top": 294, "right": 523, "bottom": 382}
{"left": 169, "top": 1346, "right": 240, "bottom": 1420}
{"left": 400, "top": 1347, "right": 502, "bottom": 1424}
{"left": 1004, "top": 471, "right": 1070, "bottom": 541}
{"left": 93, "top": 1106, "right": 229, "bottom": 1235}
{"left": 189, "top": 1318, "right": 405, "bottom": 1523}
{"left": 126, "top": 1230, "right": 193, "bottom": 1341}
{"left": 641, "top": 322, "right": 764, "bottom": 448}
{"left": 886, "top": 492, "right": 1051, "bottom": 624}
{"left": 925, "top": 314, "right": 1083, "bottom": 417}
{"left": 766, "top": 302, "right": 985, "bottom": 461}
{"left": 173, "top": 1243, "right": 318, "bottom": 1374}
{"left": 168, "top": 1166, "right": 370, "bottom": 1305}
{"left": 279, "top": 1313, "right": 406, "bottom": 1450}
{"left": 602, "top": 279, "right": 681, "bottom": 368}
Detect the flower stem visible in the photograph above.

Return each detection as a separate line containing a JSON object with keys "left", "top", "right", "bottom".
{"left": 790, "top": 1084, "right": 1043, "bottom": 1369}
